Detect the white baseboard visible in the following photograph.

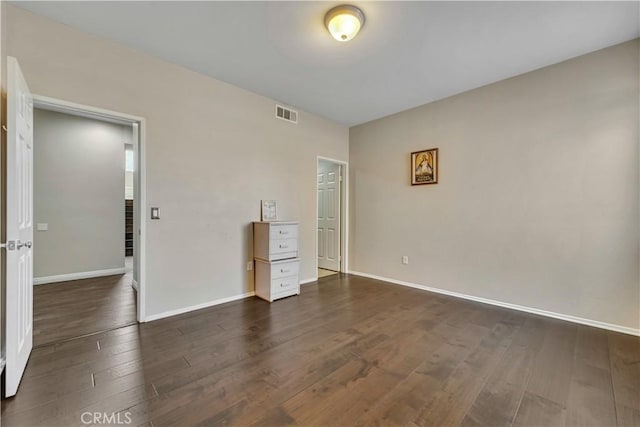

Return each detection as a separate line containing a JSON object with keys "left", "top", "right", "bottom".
{"left": 131, "top": 279, "right": 139, "bottom": 291}
{"left": 145, "top": 277, "right": 323, "bottom": 323}
{"left": 349, "top": 271, "right": 640, "bottom": 337}
{"left": 145, "top": 291, "right": 256, "bottom": 322}
{"left": 34, "top": 267, "right": 127, "bottom": 285}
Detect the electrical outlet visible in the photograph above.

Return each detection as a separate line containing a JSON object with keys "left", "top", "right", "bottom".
{"left": 247, "top": 261, "right": 253, "bottom": 271}
{"left": 402, "top": 256, "right": 409, "bottom": 265}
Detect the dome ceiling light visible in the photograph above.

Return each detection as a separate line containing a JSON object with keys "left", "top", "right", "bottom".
{"left": 324, "top": 5, "right": 365, "bottom": 42}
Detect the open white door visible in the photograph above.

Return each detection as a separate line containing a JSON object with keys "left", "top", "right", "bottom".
{"left": 5, "top": 57, "right": 34, "bottom": 397}
{"left": 317, "top": 161, "right": 341, "bottom": 271}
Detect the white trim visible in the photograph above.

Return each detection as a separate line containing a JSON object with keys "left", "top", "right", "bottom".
{"left": 32, "top": 94, "right": 147, "bottom": 323}
{"left": 316, "top": 156, "right": 349, "bottom": 274}
{"left": 136, "top": 120, "right": 147, "bottom": 322}
{"left": 349, "top": 271, "right": 640, "bottom": 337}
{"left": 132, "top": 279, "right": 139, "bottom": 291}
{"left": 34, "top": 268, "right": 127, "bottom": 285}
{"left": 33, "top": 95, "right": 144, "bottom": 124}
{"left": 145, "top": 292, "right": 256, "bottom": 322}
{"left": 0, "top": 356, "right": 5, "bottom": 376}
{"left": 300, "top": 277, "right": 317, "bottom": 285}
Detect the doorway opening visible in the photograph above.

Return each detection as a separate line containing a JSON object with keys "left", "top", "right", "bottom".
{"left": 31, "top": 96, "right": 146, "bottom": 346}
{"left": 316, "top": 157, "right": 347, "bottom": 278}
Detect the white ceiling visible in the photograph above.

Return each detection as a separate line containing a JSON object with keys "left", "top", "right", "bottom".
{"left": 13, "top": 1, "right": 640, "bottom": 126}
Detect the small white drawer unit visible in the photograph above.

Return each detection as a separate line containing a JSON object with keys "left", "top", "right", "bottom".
{"left": 253, "top": 221, "right": 299, "bottom": 262}
{"left": 253, "top": 221, "right": 300, "bottom": 302}
{"left": 254, "top": 258, "right": 301, "bottom": 302}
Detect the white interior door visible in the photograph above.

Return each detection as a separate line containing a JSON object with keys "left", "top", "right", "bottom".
{"left": 317, "top": 161, "right": 341, "bottom": 271}
{"left": 5, "top": 57, "right": 34, "bottom": 397}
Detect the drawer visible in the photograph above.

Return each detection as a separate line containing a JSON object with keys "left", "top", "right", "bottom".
{"left": 270, "top": 224, "right": 298, "bottom": 240}
{"left": 271, "top": 287, "right": 299, "bottom": 301}
{"left": 271, "top": 275, "right": 299, "bottom": 293}
{"left": 269, "top": 238, "right": 298, "bottom": 255}
{"left": 271, "top": 261, "right": 300, "bottom": 280}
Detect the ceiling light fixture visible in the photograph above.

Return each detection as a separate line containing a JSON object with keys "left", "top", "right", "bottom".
{"left": 324, "top": 5, "right": 365, "bottom": 42}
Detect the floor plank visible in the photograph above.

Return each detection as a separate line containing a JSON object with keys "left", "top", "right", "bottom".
{"left": 461, "top": 317, "right": 546, "bottom": 427}
{"left": 609, "top": 331, "right": 640, "bottom": 426}
{"left": 565, "top": 327, "right": 617, "bottom": 426}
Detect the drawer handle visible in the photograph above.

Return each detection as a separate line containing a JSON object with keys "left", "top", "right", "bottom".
{"left": 280, "top": 283, "right": 285, "bottom": 287}
{"left": 279, "top": 244, "right": 288, "bottom": 249}
{"left": 280, "top": 269, "right": 290, "bottom": 273}
{"left": 279, "top": 230, "right": 289, "bottom": 235}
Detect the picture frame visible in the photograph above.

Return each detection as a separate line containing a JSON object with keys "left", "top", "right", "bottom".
{"left": 411, "top": 148, "right": 438, "bottom": 185}
{"left": 261, "top": 200, "right": 278, "bottom": 221}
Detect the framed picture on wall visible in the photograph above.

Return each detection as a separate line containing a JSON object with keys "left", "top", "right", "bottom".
{"left": 411, "top": 148, "right": 438, "bottom": 185}
{"left": 261, "top": 200, "right": 278, "bottom": 221}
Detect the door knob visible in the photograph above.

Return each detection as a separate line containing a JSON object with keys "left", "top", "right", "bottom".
{"left": 17, "top": 241, "right": 32, "bottom": 250}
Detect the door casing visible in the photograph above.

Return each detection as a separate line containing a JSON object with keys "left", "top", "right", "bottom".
{"left": 315, "top": 156, "right": 349, "bottom": 276}
{"left": 317, "top": 160, "right": 341, "bottom": 271}
{"left": 31, "top": 94, "right": 148, "bottom": 323}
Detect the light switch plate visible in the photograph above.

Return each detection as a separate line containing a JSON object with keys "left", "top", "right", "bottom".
{"left": 37, "top": 223, "right": 49, "bottom": 231}
{"left": 150, "top": 207, "right": 160, "bottom": 220}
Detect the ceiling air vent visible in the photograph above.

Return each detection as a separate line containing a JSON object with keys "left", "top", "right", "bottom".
{"left": 275, "top": 104, "right": 298, "bottom": 124}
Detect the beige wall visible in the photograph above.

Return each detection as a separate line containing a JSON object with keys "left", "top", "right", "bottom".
{"left": 33, "top": 109, "right": 128, "bottom": 279}
{"left": 5, "top": 6, "right": 348, "bottom": 317}
{"left": 350, "top": 40, "right": 639, "bottom": 331}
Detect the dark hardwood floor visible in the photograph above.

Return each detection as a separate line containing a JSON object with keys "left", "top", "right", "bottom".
{"left": 32, "top": 258, "right": 137, "bottom": 347}
{"left": 2, "top": 273, "right": 638, "bottom": 426}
